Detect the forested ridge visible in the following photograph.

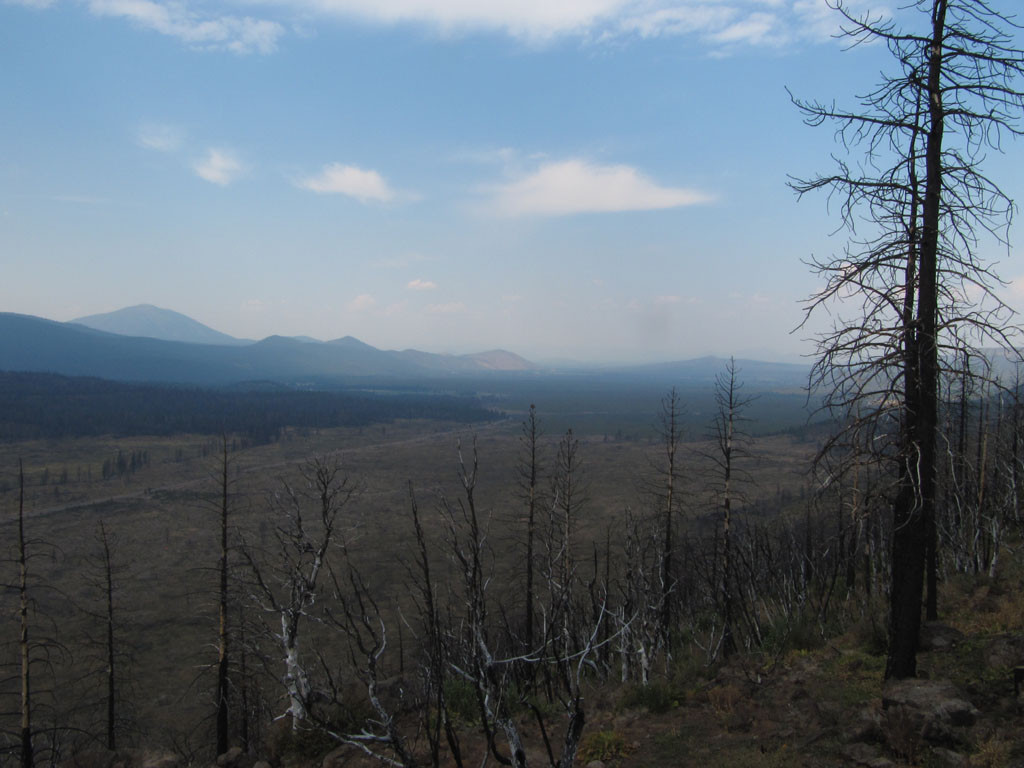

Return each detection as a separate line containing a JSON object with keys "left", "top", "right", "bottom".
{"left": 0, "top": 372, "right": 500, "bottom": 442}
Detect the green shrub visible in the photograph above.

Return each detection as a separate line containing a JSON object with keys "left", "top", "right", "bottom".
{"left": 443, "top": 677, "right": 479, "bottom": 725}
{"left": 620, "top": 681, "right": 677, "bottom": 714}
{"left": 578, "top": 730, "right": 628, "bottom": 763}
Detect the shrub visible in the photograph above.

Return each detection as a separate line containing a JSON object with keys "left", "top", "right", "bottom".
{"left": 620, "top": 681, "right": 677, "bottom": 714}
{"left": 578, "top": 730, "right": 628, "bottom": 763}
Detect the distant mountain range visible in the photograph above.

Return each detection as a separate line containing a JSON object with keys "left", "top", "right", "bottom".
{"left": 0, "top": 305, "right": 824, "bottom": 390}
{"left": 0, "top": 308, "right": 536, "bottom": 385}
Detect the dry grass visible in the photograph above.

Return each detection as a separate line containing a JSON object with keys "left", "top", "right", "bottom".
{"left": 0, "top": 422, "right": 814, "bottom": 755}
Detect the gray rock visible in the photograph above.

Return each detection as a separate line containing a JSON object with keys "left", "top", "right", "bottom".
{"left": 321, "top": 747, "right": 347, "bottom": 768}
{"left": 216, "top": 748, "right": 244, "bottom": 768}
{"left": 984, "top": 634, "right": 1024, "bottom": 669}
{"left": 882, "top": 679, "right": 959, "bottom": 710}
{"left": 882, "top": 679, "right": 978, "bottom": 725}
{"left": 64, "top": 749, "right": 118, "bottom": 768}
{"left": 919, "top": 622, "right": 964, "bottom": 652}
{"left": 932, "top": 698, "right": 978, "bottom": 727}
{"left": 881, "top": 679, "right": 978, "bottom": 748}
{"left": 928, "top": 747, "right": 969, "bottom": 768}
{"left": 140, "top": 753, "right": 181, "bottom": 768}
{"left": 842, "top": 742, "right": 881, "bottom": 764}
{"left": 843, "top": 707, "right": 884, "bottom": 744}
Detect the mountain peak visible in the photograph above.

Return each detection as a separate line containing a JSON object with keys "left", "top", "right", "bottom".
{"left": 73, "top": 305, "right": 247, "bottom": 346}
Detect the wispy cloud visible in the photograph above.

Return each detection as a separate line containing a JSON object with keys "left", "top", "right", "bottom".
{"left": 17, "top": 0, "right": 884, "bottom": 52}
{"left": 710, "top": 11, "right": 780, "bottom": 45}
{"left": 297, "top": 163, "right": 397, "bottom": 203}
{"left": 484, "top": 159, "right": 712, "bottom": 217}
{"left": 194, "top": 148, "right": 243, "bottom": 185}
{"left": 618, "top": 5, "right": 738, "bottom": 39}
{"left": 425, "top": 302, "right": 467, "bottom": 315}
{"left": 87, "top": 0, "right": 284, "bottom": 54}
{"left": 236, "top": 0, "right": 876, "bottom": 47}
{"left": 407, "top": 278, "right": 437, "bottom": 291}
{"left": 137, "top": 122, "right": 184, "bottom": 152}
{"left": 348, "top": 294, "right": 377, "bottom": 312}
{"left": 267, "top": 0, "right": 627, "bottom": 41}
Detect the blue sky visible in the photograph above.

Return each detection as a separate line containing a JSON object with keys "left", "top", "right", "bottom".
{"left": 3, "top": 0, "right": 1024, "bottom": 363}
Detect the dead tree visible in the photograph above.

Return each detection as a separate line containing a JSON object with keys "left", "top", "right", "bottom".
{"left": 791, "top": 0, "right": 1024, "bottom": 679}
{"left": 75, "top": 521, "right": 135, "bottom": 752}
{"left": 706, "top": 359, "right": 754, "bottom": 659}
{"left": 517, "top": 406, "right": 543, "bottom": 654}
{"left": 245, "top": 456, "right": 358, "bottom": 729}
{"left": 18, "top": 461, "right": 32, "bottom": 768}
{"left": 1, "top": 461, "right": 66, "bottom": 768}
{"left": 216, "top": 436, "right": 231, "bottom": 755}
{"left": 642, "top": 389, "right": 685, "bottom": 652}
{"left": 549, "top": 428, "right": 588, "bottom": 640}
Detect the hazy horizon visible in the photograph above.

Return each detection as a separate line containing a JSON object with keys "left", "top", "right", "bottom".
{"left": 54, "top": 302, "right": 809, "bottom": 366}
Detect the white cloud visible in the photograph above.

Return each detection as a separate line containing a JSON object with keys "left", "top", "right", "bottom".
{"left": 88, "top": 0, "right": 283, "bottom": 54}
{"left": 297, "top": 163, "right": 397, "bottom": 203}
{"left": 484, "top": 159, "right": 712, "bottom": 217}
{"left": 407, "top": 278, "right": 437, "bottom": 291}
{"left": 710, "top": 11, "right": 779, "bottom": 45}
{"left": 425, "top": 302, "right": 467, "bottom": 315}
{"left": 194, "top": 148, "right": 243, "bottom": 185}
{"left": 20, "top": 0, "right": 889, "bottom": 52}
{"left": 348, "top": 294, "right": 377, "bottom": 312}
{"left": 275, "top": 0, "right": 628, "bottom": 40}
{"left": 618, "top": 5, "right": 738, "bottom": 39}
{"left": 137, "top": 123, "right": 184, "bottom": 152}
{"left": 254, "top": 0, "right": 868, "bottom": 47}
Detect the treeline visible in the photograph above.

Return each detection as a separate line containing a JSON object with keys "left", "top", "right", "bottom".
{"left": 0, "top": 372, "right": 500, "bottom": 443}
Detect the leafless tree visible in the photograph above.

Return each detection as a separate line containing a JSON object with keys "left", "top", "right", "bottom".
{"left": 706, "top": 359, "right": 755, "bottom": 659}
{"left": 648, "top": 389, "right": 684, "bottom": 651}
{"left": 74, "top": 521, "right": 135, "bottom": 752}
{"left": 18, "top": 461, "right": 32, "bottom": 768}
{"left": 245, "top": 456, "right": 358, "bottom": 729}
{"left": 517, "top": 406, "right": 543, "bottom": 654}
{"left": 791, "top": 0, "right": 1024, "bottom": 679}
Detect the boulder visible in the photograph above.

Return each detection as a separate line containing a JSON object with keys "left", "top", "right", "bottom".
{"left": 841, "top": 742, "right": 896, "bottom": 767}
{"left": 321, "top": 747, "right": 347, "bottom": 768}
{"left": 140, "top": 753, "right": 181, "bottom": 768}
{"left": 928, "top": 747, "right": 970, "bottom": 768}
{"left": 881, "top": 679, "right": 978, "bottom": 748}
{"left": 919, "top": 622, "right": 964, "bottom": 652}
{"left": 64, "top": 749, "right": 118, "bottom": 768}
{"left": 216, "top": 748, "right": 244, "bottom": 768}
{"left": 843, "top": 706, "right": 885, "bottom": 744}
{"left": 984, "top": 634, "right": 1024, "bottom": 670}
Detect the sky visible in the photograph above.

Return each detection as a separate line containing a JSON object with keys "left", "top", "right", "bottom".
{"left": 3, "top": 0, "right": 1024, "bottom": 364}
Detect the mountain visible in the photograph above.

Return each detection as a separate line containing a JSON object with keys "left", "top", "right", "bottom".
{"left": 0, "top": 312, "right": 537, "bottom": 385}
{"left": 457, "top": 350, "right": 535, "bottom": 371}
{"left": 73, "top": 304, "right": 249, "bottom": 346}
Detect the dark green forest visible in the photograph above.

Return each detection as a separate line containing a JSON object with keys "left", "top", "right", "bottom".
{"left": 0, "top": 373, "right": 501, "bottom": 443}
